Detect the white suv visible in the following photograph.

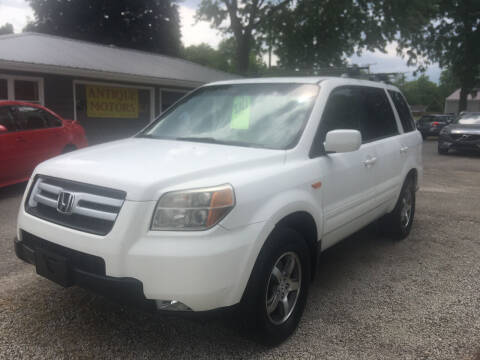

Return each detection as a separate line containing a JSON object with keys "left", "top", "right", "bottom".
{"left": 15, "top": 77, "right": 422, "bottom": 345}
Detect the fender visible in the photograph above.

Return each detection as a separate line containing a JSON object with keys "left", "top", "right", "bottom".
{"left": 221, "top": 187, "right": 323, "bottom": 304}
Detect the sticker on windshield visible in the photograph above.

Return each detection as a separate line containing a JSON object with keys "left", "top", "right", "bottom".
{"left": 231, "top": 96, "right": 251, "bottom": 129}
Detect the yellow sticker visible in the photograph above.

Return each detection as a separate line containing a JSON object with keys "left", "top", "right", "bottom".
{"left": 231, "top": 96, "right": 251, "bottom": 129}
{"left": 86, "top": 85, "right": 139, "bottom": 118}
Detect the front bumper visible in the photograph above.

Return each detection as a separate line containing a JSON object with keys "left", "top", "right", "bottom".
{"left": 17, "top": 200, "right": 267, "bottom": 312}
{"left": 15, "top": 231, "right": 156, "bottom": 310}
{"left": 438, "top": 136, "right": 480, "bottom": 151}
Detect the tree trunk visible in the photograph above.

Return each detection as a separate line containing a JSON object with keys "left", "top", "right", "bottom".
{"left": 458, "top": 86, "right": 469, "bottom": 113}
{"left": 236, "top": 35, "right": 251, "bottom": 75}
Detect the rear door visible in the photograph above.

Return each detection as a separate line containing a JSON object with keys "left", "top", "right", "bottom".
{"left": 358, "top": 87, "right": 404, "bottom": 209}
{"left": 388, "top": 89, "right": 421, "bottom": 183}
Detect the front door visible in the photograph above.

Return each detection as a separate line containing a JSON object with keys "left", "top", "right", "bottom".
{"left": 310, "top": 86, "right": 379, "bottom": 249}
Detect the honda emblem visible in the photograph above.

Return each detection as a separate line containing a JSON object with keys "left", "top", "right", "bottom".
{"left": 57, "top": 191, "right": 75, "bottom": 214}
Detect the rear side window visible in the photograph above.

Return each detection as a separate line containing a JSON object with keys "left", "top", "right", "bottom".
{"left": 388, "top": 90, "right": 415, "bottom": 132}
{"left": 13, "top": 106, "right": 48, "bottom": 130}
{"left": 44, "top": 111, "right": 62, "bottom": 127}
{"left": 360, "top": 87, "right": 398, "bottom": 142}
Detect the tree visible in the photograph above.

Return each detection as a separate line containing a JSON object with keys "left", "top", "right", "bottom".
{"left": 0, "top": 23, "right": 14, "bottom": 35}
{"left": 392, "top": 0, "right": 480, "bottom": 112}
{"left": 197, "top": 0, "right": 289, "bottom": 74}
{"left": 181, "top": 38, "right": 265, "bottom": 73}
{"left": 271, "top": 0, "right": 391, "bottom": 72}
{"left": 438, "top": 68, "right": 461, "bottom": 101}
{"left": 25, "top": 0, "right": 181, "bottom": 56}
{"left": 182, "top": 43, "right": 231, "bottom": 72}
{"left": 398, "top": 75, "right": 442, "bottom": 112}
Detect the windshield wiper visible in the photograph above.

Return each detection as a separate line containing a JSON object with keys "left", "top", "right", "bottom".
{"left": 136, "top": 133, "right": 158, "bottom": 139}
{"left": 176, "top": 136, "right": 222, "bottom": 144}
{"left": 175, "top": 136, "right": 272, "bottom": 149}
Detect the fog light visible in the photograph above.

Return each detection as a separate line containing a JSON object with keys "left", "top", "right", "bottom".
{"left": 156, "top": 300, "right": 192, "bottom": 311}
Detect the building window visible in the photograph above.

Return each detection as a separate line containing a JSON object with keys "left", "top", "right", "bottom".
{"left": 160, "top": 90, "right": 188, "bottom": 112}
{"left": 0, "top": 75, "right": 44, "bottom": 104}
{"left": 0, "top": 79, "right": 7, "bottom": 100}
{"left": 14, "top": 80, "right": 40, "bottom": 102}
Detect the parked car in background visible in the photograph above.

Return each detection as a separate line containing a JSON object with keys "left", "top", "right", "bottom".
{"left": 15, "top": 78, "right": 422, "bottom": 345}
{"left": 438, "top": 112, "right": 480, "bottom": 155}
{"left": 416, "top": 114, "right": 455, "bottom": 139}
{"left": 0, "top": 101, "right": 87, "bottom": 188}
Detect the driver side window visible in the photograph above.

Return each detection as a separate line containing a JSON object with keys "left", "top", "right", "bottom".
{"left": 310, "top": 86, "right": 361, "bottom": 157}
{"left": 0, "top": 106, "right": 15, "bottom": 132}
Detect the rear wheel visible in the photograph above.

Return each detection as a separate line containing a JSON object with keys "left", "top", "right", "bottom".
{"left": 240, "top": 228, "right": 310, "bottom": 346}
{"left": 380, "top": 177, "right": 415, "bottom": 240}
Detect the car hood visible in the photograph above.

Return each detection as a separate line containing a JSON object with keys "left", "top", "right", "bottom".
{"left": 35, "top": 138, "right": 285, "bottom": 201}
{"left": 445, "top": 124, "right": 480, "bottom": 134}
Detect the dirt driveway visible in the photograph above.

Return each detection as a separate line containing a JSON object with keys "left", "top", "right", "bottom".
{"left": 0, "top": 139, "right": 479, "bottom": 359}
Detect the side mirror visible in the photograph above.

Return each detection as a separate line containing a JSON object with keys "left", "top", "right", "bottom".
{"left": 0, "top": 125, "right": 8, "bottom": 133}
{"left": 324, "top": 129, "right": 362, "bottom": 153}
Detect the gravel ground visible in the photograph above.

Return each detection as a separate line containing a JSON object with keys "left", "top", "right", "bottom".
{"left": 0, "top": 139, "right": 479, "bottom": 359}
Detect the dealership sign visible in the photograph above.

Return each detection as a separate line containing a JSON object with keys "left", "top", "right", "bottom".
{"left": 86, "top": 85, "right": 139, "bottom": 118}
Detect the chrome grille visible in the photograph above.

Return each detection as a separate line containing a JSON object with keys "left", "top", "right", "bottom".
{"left": 26, "top": 176, "right": 126, "bottom": 235}
{"left": 450, "top": 133, "right": 480, "bottom": 141}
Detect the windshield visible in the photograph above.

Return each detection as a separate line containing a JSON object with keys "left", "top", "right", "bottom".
{"left": 138, "top": 83, "right": 319, "bottom": 149}
{"left": 456, "top": 113, "right": 480, "bottom": 125}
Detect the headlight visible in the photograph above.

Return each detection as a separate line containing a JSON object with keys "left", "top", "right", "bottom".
{"left": 439, "top": 127, "right": 449, "bottom": 136}
{"left": 151, "top": 184, "right": 235, "bottom": 231}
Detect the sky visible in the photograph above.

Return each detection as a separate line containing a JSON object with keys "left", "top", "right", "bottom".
{"left": 0, "top": 0, "right": 441, "bottom": 82}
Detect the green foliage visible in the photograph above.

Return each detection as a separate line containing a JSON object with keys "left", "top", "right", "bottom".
{"left": 392, "top": 0, "right": 480, "bottom": 111}
{"left": 25, "top": 0, "right": 182, "bottom": 56}
{"left": 271, "top": 0, "right": 390, "bottom": 71}
{"left": 397, "top": 75, "right": 443, "bottom": 112}
{"left": 0, "top": 23, "right": 14, "bottom": 35}
{"left": 438, "top": 68, "right": 461, "bottom": 100}
{"left": 197, "top": 0, "right": 288, "bottom": 74}
{"left": 182, "top": 43, "right": 230, "bottom": 72}
{"left": 182, "top": 38, "right": 266, "bottom": 74}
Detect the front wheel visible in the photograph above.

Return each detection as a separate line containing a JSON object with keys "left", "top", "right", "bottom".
{"left": 239, "top": 228, "right": 310, "bottom": 346}
{"left": 438, "top": 143, "right": 448, "bottom": 155}
{"left": 380, "top": 177, "right": 416, "bottom": 240}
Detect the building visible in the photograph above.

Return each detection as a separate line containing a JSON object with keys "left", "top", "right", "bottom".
{"left": 0, "top": 33, "right": 236, "bottom": 144}
{"left": 444, "top": 88, "right": 480, "bottom": 114}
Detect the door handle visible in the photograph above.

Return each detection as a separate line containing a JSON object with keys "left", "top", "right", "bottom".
{"left": 16, "top": 136, "right": 26, "bottom": 142}
{"left": 400, "top": 146, "right": 409, "bottom": 153}
{"left": 363, "top": 157, "right": 377, "bottom": 167}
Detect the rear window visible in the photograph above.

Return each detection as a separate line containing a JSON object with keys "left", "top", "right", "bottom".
{"left": 388, "top": 90, "right": 415, "bottom": 132}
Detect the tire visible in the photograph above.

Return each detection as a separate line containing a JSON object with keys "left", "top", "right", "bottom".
{"left": 380, "top": 177, "right": 416, "bottom": 240}
{"left": 438, "top": 144, "right": 448, "bottom": 155}
{"left": 239, "top": 227, "right": 310, "bottom": 346}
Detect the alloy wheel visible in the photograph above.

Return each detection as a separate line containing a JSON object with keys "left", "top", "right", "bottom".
{"left": 265, "top": 251, "right": 302, "bottom": 325}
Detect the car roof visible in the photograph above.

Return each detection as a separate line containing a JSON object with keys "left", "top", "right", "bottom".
{"left": 204, "top": 76, "right": 400, "bottom": 91}
{"left": 0, "top": 100, "right": 44, "bottom": 107}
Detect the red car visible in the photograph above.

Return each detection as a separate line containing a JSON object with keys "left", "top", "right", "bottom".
{"left": 0, "top": 101, "right": 87, "bottom": 188}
